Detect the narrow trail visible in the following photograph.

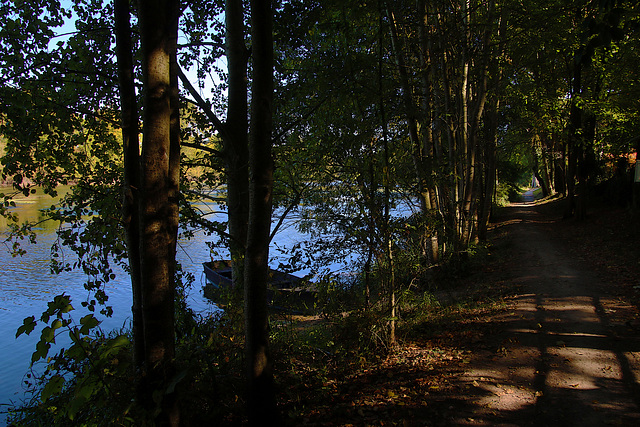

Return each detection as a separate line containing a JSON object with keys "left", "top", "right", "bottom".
{"left": 295, "top": 196, "right": 640, "bottom": 426}
{"left": 451, "top": 199, "right": 640, "bottom": 426}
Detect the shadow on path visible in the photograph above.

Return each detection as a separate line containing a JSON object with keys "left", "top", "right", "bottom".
{"left": 296, "top": 200, "right": 640, "bottom": 427}
{"left": 445, "top": 201, "right": 640, "bottom": 426}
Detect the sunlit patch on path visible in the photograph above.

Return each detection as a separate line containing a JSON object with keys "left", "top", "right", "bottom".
{"left": 293, "top": 201, "right": 640, "bottom": 426}
{"left": 448, "top": 202, "right": 640, "bottom": 426}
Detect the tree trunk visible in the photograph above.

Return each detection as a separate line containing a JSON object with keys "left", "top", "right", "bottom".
{"left": 477, "top": 101, "right": 498, "bottom": 241}
{"left": 556, "top": 143, "right": 567, "bottom": 196}
{"left": 168, "top": 0, "right": 180, "bottom": 258}
{"left": 478, "top": 6, "right": 504, "bottom": 241}
{"left": 378, "top": 48, "right": 396, "bottom": 346}
{"left": 245, "top": 0, "right": 278, "bottom": 423}
{"left": 418, "top": 0, "right": 440, "bottom": 264}
{"left": 386, "top": 2, "right": 435, "bottom": 264}
{"left": 535, "top": 169, "right": 550, "bottom": 197}
{"left": 442, "top": 53, "right": 460, "bottom": 254}
{"left": 565, "top": 61, "right": 582, "bottom": 218}
{"left": 382, "top": 115, "right": 396, "bottom": 348}
{"left": 165, "top": 2, "right": 181, "bottom": 421}
{"left": 114, "top": 0, "right": 144, "bottom": 375}
{"left": 533, "top": 137, "right": 550, "bottom": 197}
{"left": 541, "top": 135, "right": 555, "bottom": 195}
{"left": 225, "top": 0, "right": 250, "bottom": 291}
{"left": 137, "top": 0, "right": 179, "bottom": 423}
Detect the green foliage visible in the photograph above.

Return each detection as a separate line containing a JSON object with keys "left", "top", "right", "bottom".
{"left": 2, "top": 0, "right": 640, "bottom": 422}
{"left": 312, "top": 272, "right": 366, "bottom": 314}
{"left": 172, "top": 311, "right": 246, "bottom": 425}
{"left": 10, "top": 293, "right": 136, "bottom": 425}
{"left": 8, "top": 270, "right": 241, "bottom": 425}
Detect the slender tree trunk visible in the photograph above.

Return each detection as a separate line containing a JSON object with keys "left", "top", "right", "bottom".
{"left": 540, "top": 135, "right": 554, "bottom": 195}
{"left": 533, "top": 137, "right": 550, "bottom": 196}
{"left": 418, "top": 0, "right": 439, "bottom": 263}
{"left": 386, "top": 2, "right": 434, "bottom": 264}
{"left": 364, "top": 137, "right": 378, "bottom": 311}
{"left": 225, "top": 0, "right": 250, "bottom": 290}
{"left": 477, "top": 100, "right": 498, "bottom": 241}
{"left": 364, "top": 249, "right": 372, "bottom": 310}
{"left": 458, "top": 0, "right": 471, "bottom": 247}
{"left": 565, "top": 61, "right": 582, "bottom": 218}
{"left": 137, "top": 0, "right": 179, "bottom": 423}
{"left": 462, "top": 0, "right": 493, "bottom": 246}
{"left": 535, "top": 169, "right": 550, "bottom": 197}
{"left": 431, "top": 12, "right": 449, "bottom": 258}
{"left": 442, "top": 54, "right": 459, "bottom": 253}
{"left": 165, "top": 2, "right": 181, "bottom": 421}
{"left": 377, "top": 38, "right": 396, "bottom": 345}
{"left": 557, "top": 142, "right": 567, "bottom": 196}
{"left": 176, "top": 2, "right": 249, "bottom": 293}
{"left": 382, "top": 115, "right": 396, "bottom": 348}
{"left": 478, "top": 5, "right": 504, "bottom": 241}
{"left": 245, "top": 0, "right": 277, "bottom": 423}
{"left": 114, "top": 0, "right": 144, "bottom": 375}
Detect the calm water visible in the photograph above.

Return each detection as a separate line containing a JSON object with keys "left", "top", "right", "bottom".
{"left": 0, "top": 188, "right": 223, "bottom": 418}
{"left": 0, "top": 187, "right": 353, "bottom": 422}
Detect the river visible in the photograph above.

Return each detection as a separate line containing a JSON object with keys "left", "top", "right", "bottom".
{"left": 0, "top": 187, "right": 321, "bottom": 421}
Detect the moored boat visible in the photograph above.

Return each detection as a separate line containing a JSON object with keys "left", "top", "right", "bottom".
{"left": 202, "top": 260, "right": 316, "bottom": 313}
{"left": 202, "top": 260, "right": 303, "bottom": 289}
{"left": 202, "top": 260, "right": 234, "bottom": 288}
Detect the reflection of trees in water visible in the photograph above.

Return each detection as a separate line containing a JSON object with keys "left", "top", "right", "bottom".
{"left": 0, "top": 186, "right": 70, "bottom": 230}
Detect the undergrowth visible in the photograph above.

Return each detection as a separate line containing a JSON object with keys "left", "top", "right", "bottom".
{"left": 6, "top": 234, "right": 502, "bottom": 425}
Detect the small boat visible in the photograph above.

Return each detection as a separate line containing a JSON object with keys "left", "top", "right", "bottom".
{"left": 203, "top": 260, "right": 316, "bottom": 312}
{"left": 202, "top": 260, "right": 302, "bottom": 289}
{"left": 202, "top": 260, "right": 234, "bottom": 288}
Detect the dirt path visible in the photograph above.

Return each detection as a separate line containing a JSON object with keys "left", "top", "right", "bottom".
{"left": 293, "top": 198, "right": 640, "bottom": 426}
{"left": 449, "top": 201, "right": 640, "bottom": 426}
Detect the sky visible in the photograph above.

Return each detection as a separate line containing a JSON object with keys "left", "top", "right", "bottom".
{"left": 48, "top": 0, "right": 223, "bottom": 104}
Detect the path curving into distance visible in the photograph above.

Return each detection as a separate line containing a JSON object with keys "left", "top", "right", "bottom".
{"left": 451, "top": 201, "right": 640, "bottom": 426}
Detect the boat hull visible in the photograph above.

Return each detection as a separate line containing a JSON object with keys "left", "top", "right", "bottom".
{"left": 202, "top": 260, "right": 316, "bottom": 313}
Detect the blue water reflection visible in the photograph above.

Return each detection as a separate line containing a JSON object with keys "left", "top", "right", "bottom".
{"left": 0, "top": 190, "right": 223, "bottom": 416}
{"left": 0, "top": 189, "right": 360, "bottom": 424}
{"left": 0, "top": 188, "right": 353, "bottom": 419}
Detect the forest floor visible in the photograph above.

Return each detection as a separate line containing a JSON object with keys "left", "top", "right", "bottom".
{"left": 291, "top": 192, "right": 640, "bottom": 426}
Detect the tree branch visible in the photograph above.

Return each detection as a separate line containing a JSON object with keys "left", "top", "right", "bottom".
{"left": 181, "top": 141, "right": 223, "bottom": 157}
{"left": 270, "top": 183, "right": 306, "bottom": 242}
{"left": 177, "top": 65, "right": 228, "bottom": 139}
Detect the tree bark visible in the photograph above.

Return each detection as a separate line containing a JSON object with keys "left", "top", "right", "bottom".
{"left": 225, "top": 0, "right": 250, "bottom": 291}
{"left": 114, "top": 0, "right": 144, "bottom": 375}
{"left": 245, "top": 0, "right": 278, "bottom": 423}
{"left": 418, "top": 0, "right": 440, "bottom": 263}
{"left": 386, "top": 2, "right": 436, "bottom": 264}
{"left": 137, "top": 0, "right": 179, "bottom": 423}
{"left": 540, "top": 135, "right": 555, "bottom": 195}
{"left": 165, "top": 1, "right": 181, "bottom": 421}
{"left": 477, "top": 100, "right": 498, "bottom": 241}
